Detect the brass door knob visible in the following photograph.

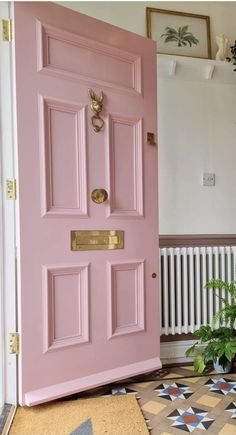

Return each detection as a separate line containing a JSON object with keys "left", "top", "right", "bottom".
{"left": 91, "top": 189, "right": 108, "bottom": 204}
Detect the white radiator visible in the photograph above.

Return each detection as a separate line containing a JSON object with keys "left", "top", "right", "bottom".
{"left": 160, "top": 246, "right": 236, "bottom": 335}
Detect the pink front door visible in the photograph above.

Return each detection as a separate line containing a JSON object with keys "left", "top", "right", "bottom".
{"left": 14, "top": 1, "right": 161, "bottom": 406}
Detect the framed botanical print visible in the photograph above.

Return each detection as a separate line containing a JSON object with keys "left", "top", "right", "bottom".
{"left": 146, "top": 8, "right": 212, "bottom": 59}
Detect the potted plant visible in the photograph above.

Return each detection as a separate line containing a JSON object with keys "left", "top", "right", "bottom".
{"left": 226, "top": 40, "right": 236, "bottom": 71}
{"left": 185, "top": 278, "right": 236, "bottom": 373}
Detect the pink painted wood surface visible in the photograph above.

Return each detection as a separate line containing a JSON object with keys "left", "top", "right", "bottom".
{"left": 14, "top": 1, "right": 160, "bottom": 406}
{"left": 107, "top": 260, "right": 145, "bottom": 338}
{"left": 24, "top": 356, "right": 160, "bottom": 406}
{"left": 42, "top": 264, "right": 89, "bottom": 353}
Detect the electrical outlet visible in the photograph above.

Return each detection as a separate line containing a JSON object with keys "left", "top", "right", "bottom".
{"left": 202, "top": 173, "right": 215, "bottom": 186}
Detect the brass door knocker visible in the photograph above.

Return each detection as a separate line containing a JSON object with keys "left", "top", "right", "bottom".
{"left": 88, "top": 89, "right": 105, "bottom": 133}
{"left": 91, "top": 115, "right": 104, "bottom": 133}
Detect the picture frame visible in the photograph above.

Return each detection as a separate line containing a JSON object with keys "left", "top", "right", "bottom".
{"left": 146, "top": 7, "right": 212, "bottom": 59}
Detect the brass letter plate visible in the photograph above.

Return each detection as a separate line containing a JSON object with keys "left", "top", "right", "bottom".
{"left": 71, "top": 230, "right": 124, "bottom": 251}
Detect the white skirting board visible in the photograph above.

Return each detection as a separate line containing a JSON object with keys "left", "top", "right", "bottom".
{"left": 160, "top": 340, "right": 196, "bottom": 365}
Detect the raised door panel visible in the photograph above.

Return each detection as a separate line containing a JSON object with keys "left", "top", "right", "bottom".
{"left": 39, "top": 97, "right": 87, "bottom": 217}
{"left": 37, "top": 21, "right": 142, "bottom": 94}
{"left": 43, "top": 264, "right": 89, "bottom": 353}
{"left": 107, "top": 115, "right": 143, "bottom": 218}
{"left": 107, "top": 260, "right": 145, "bottom": 338}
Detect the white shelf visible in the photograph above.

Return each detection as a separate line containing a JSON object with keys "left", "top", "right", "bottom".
{"left": 157, "top": 54, "right": 236, "bottom": 85}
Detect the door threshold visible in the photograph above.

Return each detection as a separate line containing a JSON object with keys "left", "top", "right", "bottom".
{"left": 0, "top": 404, "right": 17, "bottom": 435}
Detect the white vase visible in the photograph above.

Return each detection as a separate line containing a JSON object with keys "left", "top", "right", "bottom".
{"left": 215, "top": 34, "right": 230, "bottom": 61}
{"left": 213, "top": 359, "right": 232, "bottom": 373}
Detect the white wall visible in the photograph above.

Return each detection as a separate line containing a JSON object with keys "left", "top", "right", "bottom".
{"left": 58, "top": 1, "right": 236, "bottom": 234}
{"left": 158, "top": 77, "right": 236, "bottom": 234}
{"left": 59, "top": 1, "right": 236, "bottom": 58}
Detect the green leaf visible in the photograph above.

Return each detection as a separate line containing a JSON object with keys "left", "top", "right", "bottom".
{"left": 205, "top": 279, "right": 236, "bottom": 299}
{"left": 161, "top": 27, "right": 178, "bottom": 37}
{"left": 163, "top": 35, "right": 178, "bottom": 43}
{"left": 194, "top": 325, "right": 213, "bottom": 342}
{"left": 225, "top": 343, "right": 233, "bottom": 361}
{"left": 194, "top": 355, "right": 205, "bottom": 373}
{"left": 203, "top": 342, "right": 216, "bottom": 363}
{"left": 181, "top": 25, "right": 189, "bottom": 34}
{"left": 161, "top": 26, "right": 199, "bottom": 47}
{"left": 204, "top": 279, "right": 236, "bottom": 328}
{"left": 185, "top": 343, "right": 197, "bottom": 357}
{"left": 225, "top": 341, "right": 236, "bottom": 361}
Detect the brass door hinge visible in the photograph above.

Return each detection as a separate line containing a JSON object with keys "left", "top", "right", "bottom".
{"left": 9, "top": 332, "right": 20, "bottom": 355}
{"left": 6, "top": 179, "right": 17, "bottom": 200}
{"left": 2, "top": 19, "right": 13, "bottom": 41}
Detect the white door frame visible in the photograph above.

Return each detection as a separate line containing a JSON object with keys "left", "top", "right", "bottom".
{"left": 0, "top": 1, "right": 17, "bottom": 406}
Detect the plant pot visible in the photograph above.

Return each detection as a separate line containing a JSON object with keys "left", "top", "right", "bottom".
{"left": 213, "top": 359, "right": 232, "bottom": 374}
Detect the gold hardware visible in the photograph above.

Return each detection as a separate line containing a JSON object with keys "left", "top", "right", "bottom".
{"left": 88, "top": 89, "right": 105, "bottom": 133}
{"left": 152, "top": 273, "right": 157, "bottom": 278}
{"left": 147, "top": 132, "right": 156, "bottom": 145}
{"left": 2, "top": 19, "right": 13, "bottom": 41}
{"left": 91, "top": 188, "right": 108, "bottom": 204}
{"left": 91, "top": 115, "right": 104, "bottom": 133}
{"left": 71, "top": 230, "right": 124, "bottom": 251}
{"left": 6, "top": 179, "right": 17, "bottom": 200}
{"left": 9, "top": 333, "right": 20, "bottom": 355}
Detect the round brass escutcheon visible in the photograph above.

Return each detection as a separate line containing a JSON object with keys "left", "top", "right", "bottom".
{"left": 152, "top": 273, "right": 157, "bottom": 278}
{"left": 91, "top": 189, "right": 108, "bottom": 204}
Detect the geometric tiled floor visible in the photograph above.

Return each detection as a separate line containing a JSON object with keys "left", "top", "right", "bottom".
{"left": 2, "top": 364, "right": 236, "bottom": 434}
{"left": 130, "top": 372, "right": 236, "bottom": 434}
{"left": 71, "top": 364, "right": 236, "bottom": 434}
{"left": 72, "top": 363, "right": 236, "bottom": 434}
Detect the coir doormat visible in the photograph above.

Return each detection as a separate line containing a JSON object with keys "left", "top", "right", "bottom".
{"left": 9, "top": 394, "right": 149, "bottom": 435}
